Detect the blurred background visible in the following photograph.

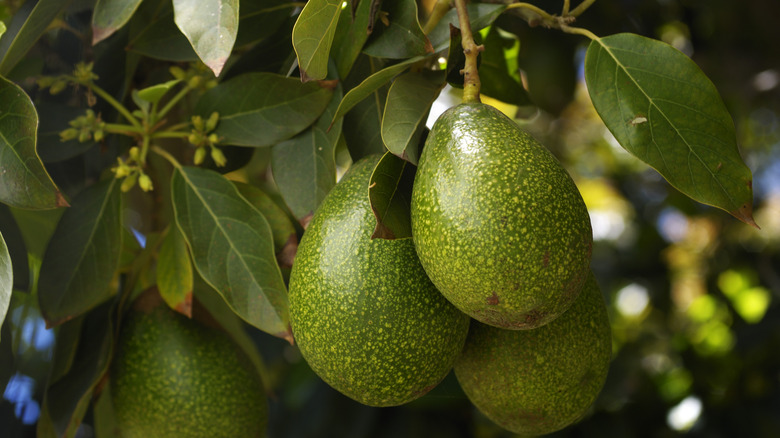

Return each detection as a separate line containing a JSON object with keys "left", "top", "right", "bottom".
{"left": 2, "top": 0, "right": 779, "bottom": 436}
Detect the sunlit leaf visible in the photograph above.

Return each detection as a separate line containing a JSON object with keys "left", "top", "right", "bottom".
{"left": 173, "top": 0, "right": 239, "bottom": 76}
{"left": 0, "top": 0, "right": 73, "bottom": 75}
{"left": 171, "top": 166, "right": 292, "bottom": 342}
{"left": 479, "top": 26, "right": 531, "bottom": 106}
{"left": 38, "top": 180, "right": 123, "bottom": 327}
{"left": 92, "top": 0, "right": 144, "bottom": 45}
{"left": 0, "top": 76, "right": 66, "bottom": 209}
{"left": 157, "top": 226, "right": 193, "bottom": 317}
{"left": 363, "top": 0, "right": 431, "bottom": 59}
{"left": 195, "top": 72, "right": 332, "bottom": 147}
{"left": 0, "top": 231, "right": 11, "bottom": 338}
{"left": 368, "top": 152, "right": 415, "bottom": 240}
{"left": 136, "top": 79, "right": 181, "bottom": 104}
{"left": 292, "top": 0, "right": 342, "bottom": 81}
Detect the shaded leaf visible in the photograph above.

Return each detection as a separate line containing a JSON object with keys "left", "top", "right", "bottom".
{"left": 363, "top": 0, "right": 431, "bottom": 59}
{"left": 368, "top": 151, "right": 415, "bottom": 240}
{"left": 428, "top": 3, "right": 505, "bottom": 51}
{"left": 157, "top": 226, "right": 193, "bottom": 317}
{"left": 585, "top": 33, "right": 756, "bottom": 225}
{"left": 381, "top": 71, "right": 444, "bottom": 164}
{"left": 233, "top": 181, "right": 297, "bottom": 265}
{"left": 233, "top": 0, "right": 290, "bottom": 47}
{"left": 92, "top": 0, "right": 144, "bottom": 45}
{"left": 0, "top": 231, "right": 10, "bottom": 337}
{"left": 38, "top": 179, "right": 123, "bottom": 327}
{"left": 331, "top": 0, "right": 377, "bottom": 79}
{"left": 0, "top": 0, "right": 73, "bottom": 75}
{"left": 173, "top": 0, "right": 239, "bottom": 76}
{"left": 0, "top": 76, "right": 66, "bottom": 209}
{"left": 0, "top": 204, "right": 28, "bottom": 291}
{"left": 171, "top": 166, "right": 292, "bottom": 342}
{"left": 136, "top": 78, "right": 181, "bottom": 104}
{"left": 292, "top": 0, "right": 343, "bottom": 81}
{"left": 195, "top": 72, "right": 332, "bottom": 147}
{"left": 479, "top": 26, "right": 531, "bottom": 106}
{"left": 271, "top": 84, "right": 343, "bottom": 225}
{"left": 127, "top": 2, "right": 198, "bottom": 61}
{"left": 343, "top": 83, "right": 388, "bottom": 161}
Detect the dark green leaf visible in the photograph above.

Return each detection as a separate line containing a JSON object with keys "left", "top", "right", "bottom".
{"left": 585, "top": 33, "right": 756, "bottom": 226}
{"left": 157, "top": 226, "right": 194, "bottom": 317}
{"left": 331, "top": 0, "right": 376, "bottom": 79}
{"left": 271, "top": 84, "right": 343, "bottom": 226}
{"left": 92, "top": 0, "right": 144, "bottom": 45}
{"left": 0, "top": 231, "right": 10, "bottom": 336}
{"left": 363, "top": 0, "right": 431, "bottom": 59}
{"left": 127, "top": 2, "right": 198, "bottom": 62}
{"left": 172, "top": 0, "right": 239, "bottom": 76}
{"left": 0, "top": 204, "right": 28, "bottom": 291}
{"left": 368, "top": 151, "right": 415, "bottom": 240}
{"left": 136, "top": 79, "right": 181, "bottom": 104}
{"left": 9, "top": 207, "right": 63, "bottom": 258}
{"left": 234, "top": 0, "right": 290, "bottom": 47}
{"left": 428, "top": 3, "right": 505, "bottom": 51}
{"left": 36, "top": 103, "right": 96, "bottom": 163}
{"left": 38, "top": 179, "right": 123, "bottom": 327}
{"left": 343, "top": 84, "right": 388, "bottom": 160}
{"left": 381, "top": 71, "right": 444, "bottom": 164}
{"left": 479, "top": 26, "right": 531, "bottom": 106}
{"left": 1, "top": 318, "right": 13, "bottom": 388}
{"left": 171, "top": 166, "right": 292, "bottom": 342}
{"left": 292, "top": 0, "right": 343, "bottom": 81}
{"left": 0, "top": 0, "right": 74, "bottom": 75}
{"left": 0, "top": 76, "right": 66, "bottom": 209}
{"left": 233, "top": 181, "right": 297, "bottom": 265}
{"left": 195, "top": 72, "right": 333, "bottom": 147}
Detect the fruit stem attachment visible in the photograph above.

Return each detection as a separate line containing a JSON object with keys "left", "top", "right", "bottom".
{"left": 454, "top": 0, "right": 483, "bottom": 103}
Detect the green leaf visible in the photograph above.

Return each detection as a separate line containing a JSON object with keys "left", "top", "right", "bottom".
{"left": 331, "top": 0, "right": 376, "bottom": 79}
{"left": 292, "top": 0, "right": 343, "bottom": 81}
{"left": 233, "top": 0, "right": 290, "bottom": 47}
{"left": 363, "top": 0, "right": 431, "bottom": 59}
{"left": 479, "top": 26, "right": 531, "bottom": 106}
{"left": 271, "top": 84, "right": 343, "bottom": 226}
{"left": 233, "top": 182, "right": 297, "bottom": 266}
{"left": 368, "top": 151, "right": 415, "bottom": 240}
{"left": 171, "top": 166, "right": 292, "bottom": 342}
{"left": 92, "top": 0, "right": 144, "bottom": 45}
{"left": 157, "top": 226, "right": 194, "bottom": 317}
{"left": 38, "top": 179, "right": 123, "bottom": 327}
{"left": 584, "top": 33, "right": 756, "bottom": 226}
{"left": 343, "top": 83, "right": 388, "bottom": 160}
{"left": 0, "top": 204, "right": 29, "bottom": 291}
{"left": 173, "top": 0, "right": 239, "bottom": 76}
{"left": 195, "top": 72, "right": 333, "bottom": 147}
{"left": 136, "top": 78, "right": 182, "bottom": 104}
{"left": 127, "top": 2, "right": 198, "bottom": 62}
{"left": 0, "top": 0, "right": 74, "bottom": 76}
{"left": 381, "top": 71, "right": 444, "bottom": 164}
{"left": 0, "top": 231, "right": 11, "bottom": 338}
{"left": 428, "top": 3, "right": 505, "bottom": 51}
{"left": 0, "top": 76, "right": 66, "bottom": 209}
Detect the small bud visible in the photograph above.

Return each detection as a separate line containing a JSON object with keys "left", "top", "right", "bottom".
{"left": 188, "top": 133, "right": 200, "bottom": 146}
{"left": 129, "top": 147, "right": 140, "bottom": 161}
{"left": 187, "top": 76, "right": 202, "bottom": 88}
{"left": 138, "top": 174, "right": 153, "bottom": 192}
{"left": 49, "top": 79, "right": 67, "bottom": 95}
{"left": 210, "top": 147, "right": 227, "bottom": 167}
{"left": 194, "top": 147, "right": 207, "bottom": 165}
{"left": 59, "top": 128, "right": 79, "bottom": 141}
{"left": 120, "top": 173, "right": 138, "bottom": 192}
{"left": 169, "top": 66, "right": 186, "bottom": 80}
{"left": 207, "top": 133, "right": 219, "bottom": 144}
{"left": 191, "top": 115, "right": 204, "bottom": 132}
{"left": 85, "top": 109, "right": 96, "bottom": 123}
{"left": 205, "top": 112, "right": 219, "bottom": 132}
{"left": 93, "top": 128, "right": 104, "bottom": 142}
{"left": 78, "top": 128, "right": 91, "bottom": 143}
{"left": 37, "top": 76, "right": 55, "bottom": 89}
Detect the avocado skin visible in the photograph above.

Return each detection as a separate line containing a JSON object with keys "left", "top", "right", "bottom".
{"left": 288, "top": 156, "right": 470, "bottom": 407}
{"left": 110, "top": 299, "right": 267, "bottom": 438}
{"left": 411, "top": 103, "right": 592, "bottom": 329}
{"left": 454, "top": 273, "right": 611, "bottom": 436}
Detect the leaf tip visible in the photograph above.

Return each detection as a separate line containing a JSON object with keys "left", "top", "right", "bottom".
{"left": 174, "top": 292, "right": 194, "bottom": 318}
{"left": 276, "top": 235, "right": 299, "bottom": 269}
{"left": 55, "top": 191, "right": 70, "bottom": 208}
{"left": 278, "top": 327, "right": 294, "bottom": 345}
{"left": 730, "top": 202, "right": 760, "bottom": 229}
{"left": 299, "top": 212, "right": 314, "bottom": 230}
{"left": 91, "top": 27, "right": 112, "bottom": 46}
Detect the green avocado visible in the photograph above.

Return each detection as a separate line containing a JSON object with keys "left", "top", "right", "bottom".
{"left": 454, "top": 273, "right": 611, "bottom": 436}
{"left": 411, "top": 103, "right": 592, "bottom": 329}
{"left": 110, "top": 291, "right": 267, "bottom": 438}
{"left": 288, "top": 155, "right": 470, "bottom": 407}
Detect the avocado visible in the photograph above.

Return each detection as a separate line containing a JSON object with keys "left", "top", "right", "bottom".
{"left": 110, "top": 290, "right": 267, "bottom": 438}
{"left": 288, "top": 156, "right": 470, "bottom": 407}
{"left": 454, "top": 273, "right": 611, "bottom": 436}
{"left": 411, "top": 103, "right": 592, "bottom": 329}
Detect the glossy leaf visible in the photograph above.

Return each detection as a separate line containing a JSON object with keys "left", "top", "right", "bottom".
{"left": 381, "top": 71, "right": 444, "bottom": 164}
{"left": 92, "top": 0, "right": 144, "bottom": 45}
{"left": 271, "top": 84, "right": 343, "bottom": 226}
{"left": 173, "top": 0, "right": 239, "bottom": 76}
{"left": 585, "top": 33, "right": 756, "bottom": 225}
{"left": 171, "top": 166, "right": 292, "bottom": 342}
{"left": 363, "top": 0, "right": 431, "bottom": 59}
{"left": 0, "top": 231, "right": 11, "bottom": 337}
{"left": 479, "top": 26, "right": 531, "bottom": 106}
{"left": 0, "top": 0, "right": 73, "bottom": 75}
{"left": 195, "top": 72, "right": 332, "bottom": 147}
{"left": 136, "top": 79, "right": 181, "bottom": 104}
{"left": 233, "top": 181, "right": 297, "bottom": 267}
{"left": 428, "top": 3, "right": 505, "bottom": 51}
{"left": 0, "top": 76, "right": 66, "bottom": 209}
{"left": 157, "top": 226, "right": 194, "bottom": 317}
{"left": 343, "top": 84, "right": 388, "bottom": 160}
{"left": 38, "top": 179, "right": 123, "bottom": 327}
{"left": 292, "top": 0, "right": 342, "bottom": 81}
{"left": 331, "top": 0, "right": 376, "bottom": 79}
{"left": 368, "top": 152, "right": 415, "bottom": 240}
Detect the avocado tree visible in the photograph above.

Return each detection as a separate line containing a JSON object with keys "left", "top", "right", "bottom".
{"left": 0, "top": 0, "right": 777, "bottom": 437}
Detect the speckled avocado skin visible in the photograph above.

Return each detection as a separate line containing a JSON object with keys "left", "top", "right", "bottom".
{"left": 411, "top": 103, "right": 592, "bottom": 329}
{"left": 288, "top": 155, "right": 470, "bottom": 407}
{"left": 111, "top": 300, "right": 267, "bottom": 438}
{"left": 454, "top": 273, "right": 611, "bottom": 436}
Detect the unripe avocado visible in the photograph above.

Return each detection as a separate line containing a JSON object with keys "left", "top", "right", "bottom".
{"left": 454, "top": 273, "right": 611, "bottom": 436}
{"left": 110, "top": 291, "right": 267, "bottom": 438}
{"left": 411, "top": 103, "right": 592, "bottom": 329}
{"left": 288, "top": 156, "right": 470, "bottom": 407}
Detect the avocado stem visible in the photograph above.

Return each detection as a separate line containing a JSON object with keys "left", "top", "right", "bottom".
{"left": 454, "top": 0, "right": 483, "bottom": 103}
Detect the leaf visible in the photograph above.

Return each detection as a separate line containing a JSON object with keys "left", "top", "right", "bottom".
{"left": 0, "top": 231, "right": 11, "bottom": 338}
{"left": 38, "top": 179, "right": 123, "bottom": 327}
{"left": 271, "top": 84, "right": 343, "bottom": 226}
{"left": 0, "top": 0, "right": 74, "bottom": 75}
{"left": 479, "top": 26, "right": 531, "bottom": 106}
{"left": 157, "top": 226, "right": 193, "bottom": 317}
{"left": 173, "top": 0, "right": 239, "bottom": 76}
{"left": 584, "top": 33, "right": 756, "bottom": 226}
{"left": 368, "top": 151, "right": 415, "bottom": 240}
{"left": 92, "top": 0, "right": 144, "bottom": 45}
{"left": 171, "top": 166, "right": 292, "bottom": 342}
{"left": 233, "top": 182, "right": 297, "bottom": 267}
{"left": 195, "top": 72, "right": 333, "bottom": 147}
{"left": 0, "top": 204, "right": 28, "bottom": 291}
{"left": 292, "top": 0, "right": 343, "bottom": 82}
{"left": 428, "top": 3, "right": 505, "bottom": 51}
{"left": 381, "top": 71, "right": 444, "bottom": 164}
{"left": 127, "top": 3, "right": 198, "bottom": 62}
{"left": 331, "top": 0, "right": 376, "bottom": 79}
{"left": 233, "top": 0, "right": 290, "bottom": 47}
{"left": 363, "top": 0, "right": 431, "bottom": 59}
{"left": 343, "top": 84, "right": 388, "bottom": 160}
{"left": 136, "top": 79, "right": 182, "bottom": 104}
{"left": 0, "top": 76, "right": 67, "bottom": 209}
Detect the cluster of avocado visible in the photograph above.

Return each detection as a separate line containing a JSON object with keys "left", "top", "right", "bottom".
{"left": 289, "top": 102, "right": 612, "bottom": 435}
